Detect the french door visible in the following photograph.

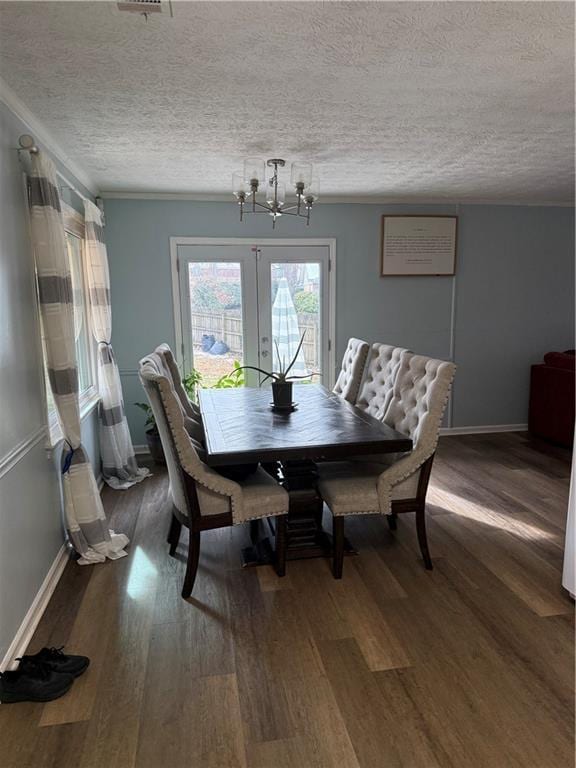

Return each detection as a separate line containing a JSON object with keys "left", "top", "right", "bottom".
{"left": 173, "top": 240, "right": 334, "bottom": 389}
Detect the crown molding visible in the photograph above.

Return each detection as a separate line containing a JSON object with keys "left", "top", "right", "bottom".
{"left": 99, "top": 190, "right": 574, "bottom": 207}
{"left": 0, "top": 75, "right": 98, "bottom": 196}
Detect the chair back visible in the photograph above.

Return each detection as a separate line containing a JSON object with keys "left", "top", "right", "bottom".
{"left": 383, "top": 354, "right": 456, "bottom": 455}
{"left": 356, "top": 344, "right": 410, "bottom": 418}
{"left": 154, "top": 343, "right": 200, "bottom": 419}
{"left": 138, "top": 354, "right": 239, "bottom": 520}
{"left": 153, "top": 343, "right": 204, "bottom": 441}
{"left": 333, "top": 338, "right": 370, "bottom": 403}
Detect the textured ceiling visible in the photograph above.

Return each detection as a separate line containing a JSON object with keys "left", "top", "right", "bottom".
{"left": 0, "top": 1, "right": 574, "bottom": 202}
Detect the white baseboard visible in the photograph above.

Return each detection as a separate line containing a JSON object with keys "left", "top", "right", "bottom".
{"left": 0, "top": 474, "right": 109, "bottom": 674}
{"left": 134, "top": 444, "right": 150, "bottom": 456}
{"left": 0, "top": 543, "right": 70, "bottom": 672}
{"left": 440, "top": 423, "right": 528, "bottom": 436}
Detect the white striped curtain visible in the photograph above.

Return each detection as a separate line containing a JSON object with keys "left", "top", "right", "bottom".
{"left": 29, "top": 152, "right": 129, "bottom": 564}
{"left": 83, "top": 200, "right": 149, "bottom": 490}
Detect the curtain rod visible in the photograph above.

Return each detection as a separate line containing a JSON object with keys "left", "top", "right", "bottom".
{"left": 18, "top": 133, "right": 94, "bottom": 206}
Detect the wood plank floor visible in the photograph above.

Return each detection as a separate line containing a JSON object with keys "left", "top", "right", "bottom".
{"left": 1, "top": 433, "right": 573, "bottom": 767}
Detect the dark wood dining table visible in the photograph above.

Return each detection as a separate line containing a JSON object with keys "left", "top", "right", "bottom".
{"left": 198, "top": 384, "right": 412, "bottom": 565}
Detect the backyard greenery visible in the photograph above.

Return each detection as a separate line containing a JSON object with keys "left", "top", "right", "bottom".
{"left": 191, "top": 279, "right": 241, "bottom": 312}
{"left": 293, "top": 290, "right": 319, "bottom": 314}
{"left": 183, "top": 361, "right": 244, "bottom": 401}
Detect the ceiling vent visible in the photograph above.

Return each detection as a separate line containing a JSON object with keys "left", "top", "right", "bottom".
{"left": 117, "top": 0, "right": 173, "bottom": 17}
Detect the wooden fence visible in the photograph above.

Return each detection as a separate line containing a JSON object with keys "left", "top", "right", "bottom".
{"left": 191, "top": 311, "right": 320, "bottom": 368}
{"left": 191, "top": 311, "right": 243, "bottom": 355}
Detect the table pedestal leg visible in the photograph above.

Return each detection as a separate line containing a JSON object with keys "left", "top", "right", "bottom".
{"left": 241, "top": 461, "right": 357, "bottom": 567}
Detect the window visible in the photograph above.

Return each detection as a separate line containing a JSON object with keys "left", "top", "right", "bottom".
{"left": 41, "top": 205, "right": 98, "bottom": 442}
{"left": 67, "top": 232, "right": 92, "bottom": 394}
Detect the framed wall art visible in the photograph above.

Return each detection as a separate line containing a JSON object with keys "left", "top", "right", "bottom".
{"left": 381, "top": 215, "right": 458, "bottom": 276}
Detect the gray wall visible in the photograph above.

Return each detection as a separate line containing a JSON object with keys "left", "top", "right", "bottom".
{"left": 0, "top": 98, "right": 101, "bottom": 663}
{"left": 103, "top": 198, "right": 574, "bottom": 444}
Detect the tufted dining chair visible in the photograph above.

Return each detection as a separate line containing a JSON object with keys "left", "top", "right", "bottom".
{"left": 333, "top": 338, "right": 370, "bottom": 404}
{"left": 139, "top": 353, "right": 289, "bottom": 597}
{"left": 356, "top": 344, "right": 411, "bottom": 418}
{"left": 318, "top": 354, "right": 456, "bottom": 578}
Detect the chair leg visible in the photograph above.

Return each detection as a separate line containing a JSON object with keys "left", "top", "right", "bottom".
{"left": 182, "top": 530, "right": 201, "bottom": 598}
{"left": 167, "top": 513, "right": 182, "bottom": 556}
{"left": 249, "top": 518, "right": 260, "bottom": 545}
{"left": 387, "top": 512, "right": 398, "bottom": 531}
{"left": 332, "top": 516, "right": 345, "bottom": 579}
{"left": 416, "top": 507, "right": 433, "bottom": 570}
{"left": 274, "top": 515, "right": 288, "bottom": 577}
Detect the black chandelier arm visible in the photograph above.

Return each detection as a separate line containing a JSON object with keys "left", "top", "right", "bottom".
{"left": 275, "top": 210, "right": 310, "bottom": 218}
{"left": 241, "top": 208, "right": 311, "bottom": 219}
{"left": 280, "top": 204, "right": 313, "bottom": 215}
{"left": 249, "top": 201, "right": 310, "bottom": 217}
{"left": 240, "top": 209, "right": 277, "bottom": 215}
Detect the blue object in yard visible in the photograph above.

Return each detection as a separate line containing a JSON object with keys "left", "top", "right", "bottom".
{"left": 209, "top": 340, "right": 230, "bottom": 355}
{"left": 201, "top": 334, "right": 215, "bottom": 352}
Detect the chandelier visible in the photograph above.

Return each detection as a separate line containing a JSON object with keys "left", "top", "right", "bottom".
{"left": 232, "top": 158, "right": 319, "bottom": 229}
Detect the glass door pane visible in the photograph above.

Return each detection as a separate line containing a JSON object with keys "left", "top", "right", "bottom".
{"left": 258, "top": 246, "right": 330, "bottom": 387}
{"left": 177, "top": 246, "right": 259, "bottom": 390}
{"left": 187, "top": 261, "right": 244, "bottom": 386}
{"left": 270, "top": 262, "right": 321, "bottom": 380}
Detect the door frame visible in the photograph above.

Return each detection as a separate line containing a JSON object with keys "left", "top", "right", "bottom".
{"left": 169, "top": 237, "right": 337, "bottom": 387}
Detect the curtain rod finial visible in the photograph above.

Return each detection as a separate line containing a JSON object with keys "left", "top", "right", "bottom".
{"left": 18, "top": 134, "right": 39, "bottom": 154}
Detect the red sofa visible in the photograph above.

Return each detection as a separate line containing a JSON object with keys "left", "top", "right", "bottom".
{"left": 529, "top": 350, "right": 575, "bottom": 447}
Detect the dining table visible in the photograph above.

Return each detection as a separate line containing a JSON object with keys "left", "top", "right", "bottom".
{"left": 198, "top": 384, "right": 413, "bottom": 565}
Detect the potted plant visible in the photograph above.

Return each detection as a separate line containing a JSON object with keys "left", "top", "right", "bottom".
{"left": 213, "top": 360, "right": 245, "bottom": 389}
{"left": 134, "top": 402, "right": 165, "bottom": 465}
{"left": 236, "top": 332, "right": 314, "bottom": 410}
{"left": 182, "top": 368, "right": 203, "bottom": 403}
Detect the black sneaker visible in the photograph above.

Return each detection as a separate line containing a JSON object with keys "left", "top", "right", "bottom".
{"left": 18, "top": 647, "right": 90, "bottom": 678}
{"left": 0, "top": 662, "right": 74, "bottom": 703}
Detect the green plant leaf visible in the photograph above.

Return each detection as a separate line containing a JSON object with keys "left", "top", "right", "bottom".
{"left": 283, "top": 330, "right": 306, "bottom": 379}
{"left": 134, "top": 402, "right": 155, "bottom": 428}
{"left": 234, "top": 364, "right": 280, "bottom": 382}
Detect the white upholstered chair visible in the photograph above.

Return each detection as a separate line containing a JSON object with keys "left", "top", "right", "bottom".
{"left": 333, "top": 338, "right": 370, "bottom": 404}
{"left": 318, "top": 354, "right": 456, "bottom": 577}
{"left": 356, "top": 344, "right": 411, "bottom": 418}
{"left": 139, "top": 353, "right": 289, "bottom": 597}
